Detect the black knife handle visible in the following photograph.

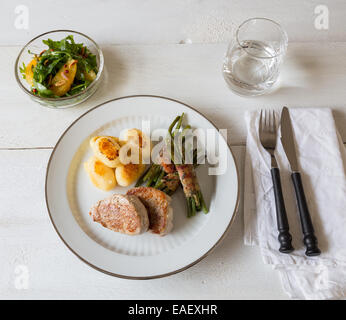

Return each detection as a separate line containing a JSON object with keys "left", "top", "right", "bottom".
{"left": 291, "top": 172, "right": 321, "bottom": 256}
{"left": 271, "top": 168, "right": 294, "bottom": 253}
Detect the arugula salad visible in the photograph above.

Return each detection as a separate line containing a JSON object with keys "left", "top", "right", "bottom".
{"left": 19, "top": 35, "right": 98, "bottom": 98}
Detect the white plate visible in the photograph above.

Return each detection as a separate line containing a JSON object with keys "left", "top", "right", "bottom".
{"left": 45, "top": 95, "right": 239, "bottom": 279}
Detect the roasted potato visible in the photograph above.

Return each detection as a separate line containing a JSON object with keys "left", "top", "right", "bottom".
{"left": 90, "top": 136, "right": 122, "bottom": 168}
{"left": 123, "top": 129, "right": 152, "bottom": 161}
{"left": 84, "top": 156, "right": 116, "bottom": 191}
{"left": 115, "top": 163, "right": 146, "bottom": 187}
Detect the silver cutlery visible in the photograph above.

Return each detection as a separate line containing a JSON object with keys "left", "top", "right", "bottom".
{"left": 259, "top": 109, "right": 294, "bottom": 253}
{"left": 281, "top": 107, "right": 321, "bottom": 256}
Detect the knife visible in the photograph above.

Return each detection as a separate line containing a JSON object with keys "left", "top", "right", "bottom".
{"left": 280, "top": 107, "right": 321, "bottom": 256}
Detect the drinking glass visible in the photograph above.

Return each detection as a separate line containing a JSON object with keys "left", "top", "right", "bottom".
{"left": 222, "top": 18, "right": 288, "bottom": 96}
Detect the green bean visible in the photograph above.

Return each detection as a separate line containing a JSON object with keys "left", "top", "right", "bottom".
{"left": 142, "top": 164, "right": 157, "bottom": 182}
{"left": 146, "top": 165, "right": 161, "bottom": 187}
{"left": 135, "top": 165, "right": 152, "bottom": 187}
{"left": 154, "top": 170, "right": 165, "bottom": 188}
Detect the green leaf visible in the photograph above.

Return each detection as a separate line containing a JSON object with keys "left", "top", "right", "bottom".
{"left": 22, "top": 35, "right": 97, "bottom": 98}
{"left": 32, "top": 80, "right": 57, "bottom": 97}
{"left": 19, "top": 62, "right": 27, "bottom": 79}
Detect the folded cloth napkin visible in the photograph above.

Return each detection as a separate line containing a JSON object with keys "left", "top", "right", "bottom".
{"left": 244, "top": 108, "right": 346, "bottom": 300}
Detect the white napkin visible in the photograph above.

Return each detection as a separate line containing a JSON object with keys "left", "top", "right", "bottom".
{"left": 244, "top": 108, "right": 346, "bottom": 300}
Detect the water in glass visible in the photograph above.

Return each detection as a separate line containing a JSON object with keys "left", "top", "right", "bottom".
{"left": 222, "top": 18, "right": 287, "bottom": 96}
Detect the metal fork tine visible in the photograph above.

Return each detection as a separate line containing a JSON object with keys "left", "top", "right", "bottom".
{"left": 269, "top": 110, "right": 274, "bottom": 133}
{"left": 259, "top": 109, "right": 263, "bottom": 134}
{"left": 259, "top": 109, "right": 278, "bottom": 147}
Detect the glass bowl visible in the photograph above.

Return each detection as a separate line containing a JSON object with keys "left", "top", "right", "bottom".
{"left": 14, "top": 30, "right": 104, "bottom": 109}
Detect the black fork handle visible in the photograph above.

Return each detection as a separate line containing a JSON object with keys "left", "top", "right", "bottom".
{"left": 291, "top": 172, "right": 321, "bottom": 256}
{"left": 271, "top": 167, "right": 294, "bottom": 253}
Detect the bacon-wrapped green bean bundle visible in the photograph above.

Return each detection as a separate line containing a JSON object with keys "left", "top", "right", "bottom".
{"left": 167, "top": 113, "right": 208, "bottom": 217}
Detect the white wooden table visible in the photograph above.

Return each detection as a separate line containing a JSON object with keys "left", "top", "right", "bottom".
{"left": 1, "top": 1, "right": 346, "bottom": 300}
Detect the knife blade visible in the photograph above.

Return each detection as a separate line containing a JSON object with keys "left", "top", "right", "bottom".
{"left": 280, "top": 107, "right": 299, "bottom": 172}
{"left": 280, "top": 107, "right": 321, "bottom": 256}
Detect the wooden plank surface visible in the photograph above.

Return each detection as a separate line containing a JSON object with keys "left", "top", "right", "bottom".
{"left": 2, "top": 0, "right": 346, "bottom": 301}
{"left": 2, "top": 42, "right": 346, "bottom": 150}
{"left": 2, "top": 40, "right": 346, "bottom": 299}
{"left": 0, "top": 146, "right": 287, "bottom": 300}
{"left": 3, "top": 0, "right": 346, "bottom": 45}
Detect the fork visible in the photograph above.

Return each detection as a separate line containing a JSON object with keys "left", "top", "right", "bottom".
{"left": 259, "top": 109, "right": 294, "bottom": 253}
